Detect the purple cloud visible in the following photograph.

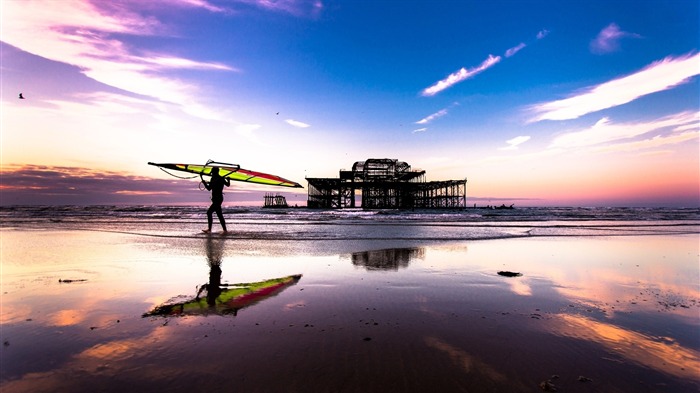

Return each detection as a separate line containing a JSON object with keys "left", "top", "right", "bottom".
{"left": 505, "top": 43, "right": 526, "bottom": 58}
{"left": 0, "top": 165, "right": 205, "bottom": 205}
{"left": 590, "top": 23, "right": 641, "bottom": 54}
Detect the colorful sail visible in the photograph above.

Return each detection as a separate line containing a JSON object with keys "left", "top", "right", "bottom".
{"left": 143, "top": 274, "right": 302, "bottom": 317}
{"left": 148, "top": 162, "right": 303, "bottom": 188}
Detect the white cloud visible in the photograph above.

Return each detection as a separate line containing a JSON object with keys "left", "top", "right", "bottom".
{"left": 421, "top": 29, "right": 546, "bottom": 97}
{"left": 421, "top": 55, "right": 501, "bottom": 97}
{"left": 481, "top": 112, "right": 698, "bottom": 165}
{"left": 590, "top": 23, "right": 641, "bottom": 54}
{"left": 138, "top": 55, "right": 233, "bottom": 70}
{"left": 232, "top": 123, "right": 264, "bottom": 145}
{"left": 593, "top": 131, "right": 698, "bottom": 154}
{"left": 529, "top": 52, "right": 700, "bottom": 122}
{"left": 549, "top": 111, "right": 699, "bottom": 150}
{"left": 234, "top": 0, "right": 323, "bottom": 17}
{"left": 286, "top": 119, "right": 311, "bottom": 128}
{"left": 505, "top": 43, "right": 526, "bottom": 58}
{"left": 412, "top": 128, "right": 428, "bottom": 133}
{"left": 2, "top": 0, "right": 235, "bottom": 117}
{"left": 173, "top": 0, "right": 230, "bottom": 13}
{"left": 500, "top": 135, "right": 531, "bottom": 150}
{"left": 416, "top": 108, "right": 448, "bottom": 124}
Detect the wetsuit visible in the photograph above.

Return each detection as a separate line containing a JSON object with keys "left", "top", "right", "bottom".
{"left": 204, "top": 173, "right": 229, "bottom": 231}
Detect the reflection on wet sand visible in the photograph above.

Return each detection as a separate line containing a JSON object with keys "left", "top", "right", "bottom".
{"left": 1, "top": 326, "right": 178, "bottom": 393}
{"left": 143, "top": 236, "right": 301, "bottom": 317}
{"left": 350, "top": 247, "right": 425, "bottom": 271}
{"left": 551, "top": 313, "right": 700, "bottom": 379}
{"left": 424, "top": 336, "right": 516, "bottom": 387}
{"left": 2, "top": 229, "right": 698, "bottom": 392}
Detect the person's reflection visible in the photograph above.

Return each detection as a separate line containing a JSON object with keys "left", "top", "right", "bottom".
{"left": 196, "top": 236, "right": 226, "bottom": 308}
{"left": 143, "top": 236, "right": 302, "bottom": 318}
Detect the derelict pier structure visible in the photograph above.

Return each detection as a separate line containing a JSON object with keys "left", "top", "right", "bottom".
{"left": 263, "top": 193, "right": 288, "bottom": 208}
{"left": 306, "top": 158, "right": 466, "bottom": 209}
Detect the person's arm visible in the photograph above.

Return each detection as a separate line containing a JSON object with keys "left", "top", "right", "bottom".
{"left": 223, "top": 177, "right": 230, "bottom": 187}
{"left": 200, "top": 174, "right": 211, "bottom": 190}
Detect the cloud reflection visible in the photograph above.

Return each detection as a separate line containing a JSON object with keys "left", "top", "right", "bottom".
{"left": 552, "top": 314, "right": 700, "bottom": 379}
{"left": 424, "top": 336, "right": 511, "bottom": 384}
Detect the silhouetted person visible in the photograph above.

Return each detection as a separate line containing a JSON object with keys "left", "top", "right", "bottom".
{"left": 18, "top": 93, "right": 25, "bottom": 99}
{"left": 200, "top": 167, "right": 230, "bottom": 233}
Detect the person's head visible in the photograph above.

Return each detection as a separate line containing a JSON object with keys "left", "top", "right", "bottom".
{"left": 211, "top": 167, "right": 220, "bottom": 178}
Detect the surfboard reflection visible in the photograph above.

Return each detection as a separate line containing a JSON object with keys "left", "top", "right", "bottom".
{"left": 143, "top": 236, "right": 301, "bottom": 317}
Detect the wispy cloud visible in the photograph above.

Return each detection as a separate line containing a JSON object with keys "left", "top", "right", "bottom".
{"left": 505, "top": 43, "right": 526, "bottom": 58}
{"left": 240, "top": 0, "right": 324, "bottom": 17}
{"left": 286, "top": 119, "right": 311, "bottom": 128}
{"left": 421, "top": 55, "right": 501, "bottom": 97}
{"left": 2, "top": 1, "right": 235, "bottom": 117}
{"left": 537, "top": 29, "right": 550, "bottom": 40}
{"left": 593, "top": 131, "right": 698, "bottom": 154}
{"left": 499, "top": 136, "right": 531, "bottom": 150}
{"left": 412, "top": 128, "right": 428, "bottom": 134}
{"left": 174, "top": 0, "right": 230, "bottom": 13}
{"left": 481, "top": 111, "right": 698, "bottom": 165}
{"left": 421, "top": 29, "right": 548, "bottom": 97}
{"left": 416, "top": 108, "right": 449, "bottom": 124}
{"left": 549, "top": 111, "right": 698, "bottom": 150}
{"left": 529, "top": 52, "right": 700, "bottom": 122}
{"left": 590, "top": 23, "right": 642, "bottom": 54}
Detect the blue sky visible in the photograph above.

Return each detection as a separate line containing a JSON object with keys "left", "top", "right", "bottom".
{"left": 1, "top": 0, "right": 698, "bottom": 206}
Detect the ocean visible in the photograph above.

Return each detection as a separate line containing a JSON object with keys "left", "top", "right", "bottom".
{"left": 2, "top": 205, "right": 699, "bottom": 392}
{"left": 2, "top": 205, "right": 699, "bottom": 240}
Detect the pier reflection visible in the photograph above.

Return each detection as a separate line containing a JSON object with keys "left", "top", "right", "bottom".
{"left": 143, "top": 236, "right": 301, "bottom": 317}
{"left": 350, "top": 247, "right": 425, "bottom": 271}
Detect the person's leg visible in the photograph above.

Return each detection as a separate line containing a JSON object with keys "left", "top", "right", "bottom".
{"left": 203, "top": 204, "right": 214, "bottom": 232}
{"left": 215, "top": 204, "right": 227, "bottom": 232}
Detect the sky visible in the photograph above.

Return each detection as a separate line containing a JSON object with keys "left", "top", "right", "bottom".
{"left": 1, "top": 0, "right": 698, "bottom": 207}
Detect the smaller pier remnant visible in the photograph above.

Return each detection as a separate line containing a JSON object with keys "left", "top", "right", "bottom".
{"left": 263, "top": 193, "right": 289, "bottom": 208}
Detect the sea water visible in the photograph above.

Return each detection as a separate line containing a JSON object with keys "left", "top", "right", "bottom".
{"left": 2, "top": 205, "right": 698, "bottom": 239}
{"left": 1, "top": 206, "right": 699, "bottom": 392}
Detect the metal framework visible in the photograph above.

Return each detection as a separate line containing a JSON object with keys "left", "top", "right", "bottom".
{"left": 263, "top": 193, "right": 288, "bottom": 208}
{"left": 307, "top": 158, "right": 466, "bottom": 209}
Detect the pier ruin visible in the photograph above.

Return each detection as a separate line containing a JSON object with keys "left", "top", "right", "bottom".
{"left": 263, "top": 193, "right": 289, "bottom": 208}
{"left": 306, "top": 158, "right": 466, "bottom": 209}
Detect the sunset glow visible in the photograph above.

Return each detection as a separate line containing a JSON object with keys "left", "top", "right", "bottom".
{"left": 1, "top": 0, "right": 698, "bottom": 206}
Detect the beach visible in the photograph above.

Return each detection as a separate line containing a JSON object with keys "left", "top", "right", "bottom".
{"left": 1, "top": 207, "right": 699, "bottom": 392}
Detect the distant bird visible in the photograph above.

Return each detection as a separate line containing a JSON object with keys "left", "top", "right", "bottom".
{"left": 276, "top": 112, "right": 279, "bottom": 115}
{"left": 18, "top": 93, "right": 25, "bottom": 99}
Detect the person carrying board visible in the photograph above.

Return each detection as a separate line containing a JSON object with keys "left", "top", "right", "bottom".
{"left": 201, "top": 167, "right": 230, "bottom": 233}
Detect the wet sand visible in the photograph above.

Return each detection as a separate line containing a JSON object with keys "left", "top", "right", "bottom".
{"left": 1, "top": 229, "right": 699, "bottom": 392}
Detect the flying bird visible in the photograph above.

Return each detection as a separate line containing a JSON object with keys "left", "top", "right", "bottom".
{"left": 18, "top": 93, "right": 25, "bottom": 99}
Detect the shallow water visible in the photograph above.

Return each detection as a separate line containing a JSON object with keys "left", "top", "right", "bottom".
{"left": 1, "top": 208, "right": 699, "bottom": 392}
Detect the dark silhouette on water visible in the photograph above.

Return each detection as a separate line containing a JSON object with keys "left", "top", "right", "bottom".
{"left": 201, "top": 167, "right": 230, "bottom": 233}
{"left": 196, "top": 236, "right": 226, "bottom": 307}
{"left": 497, "top": 271, "right": 522, "bottom": 277}
{"left": 351, "top": 247, "right": 424, "bottom": 271}
{"left": 18, "top": 93, "right": 25, "bottom": 99}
